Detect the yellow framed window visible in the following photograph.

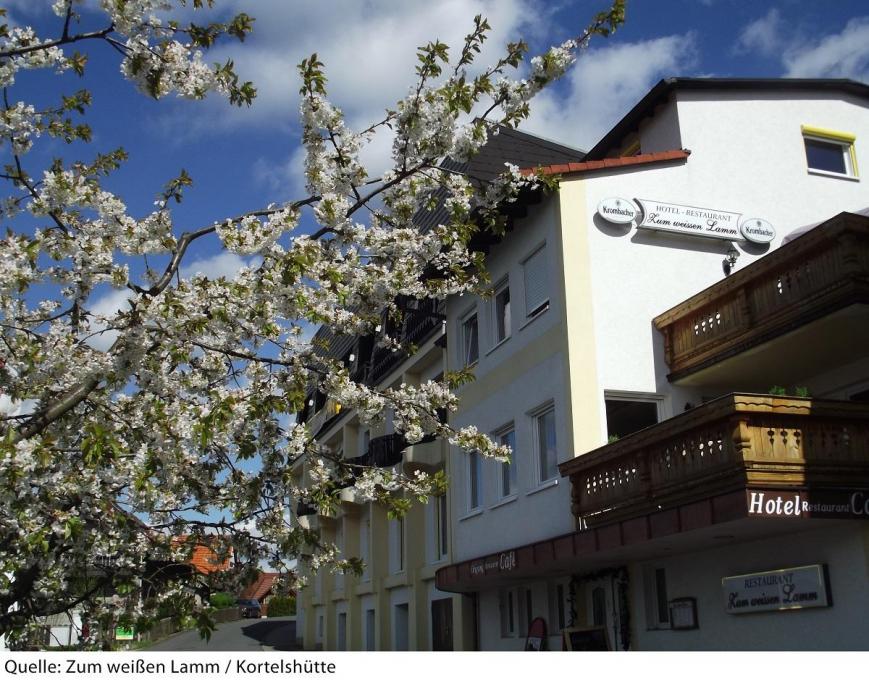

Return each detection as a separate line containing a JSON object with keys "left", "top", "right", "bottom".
{"left": 801, "top": 124, "right": 859, "bottom": 179}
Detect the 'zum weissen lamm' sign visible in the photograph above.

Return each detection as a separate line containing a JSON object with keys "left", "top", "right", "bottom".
{"left": 635, "top": 199, "right": 742, "bottom": 241}
{"left": 722, "top": 565, "right": 830, "bottom": 615}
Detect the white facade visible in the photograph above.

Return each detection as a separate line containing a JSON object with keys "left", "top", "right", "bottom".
{"left": 438, "top": 80, "right": 869, "bottom": 650}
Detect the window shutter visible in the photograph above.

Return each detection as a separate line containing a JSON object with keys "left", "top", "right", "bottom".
{"left": 523, "top": 246, "right": 548, "bottom": 315}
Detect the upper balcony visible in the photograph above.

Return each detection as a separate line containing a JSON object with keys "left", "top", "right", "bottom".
{"left": 560, "top": 393, "right": 869, "bottom": 529}
{"left": 653, "top": 211, "right": 869, "bottom": 388}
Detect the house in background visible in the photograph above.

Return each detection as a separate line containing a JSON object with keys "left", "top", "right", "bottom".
{"left": 297, "top": 77, "right": 869, "bottom": 650}
{"left": 239, "top": 572, "right": 280, "bottom": 614}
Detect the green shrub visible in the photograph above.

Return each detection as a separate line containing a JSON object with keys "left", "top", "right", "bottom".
{"left": 209, "top": 592, "right": 237, "bottom": 610}
{"left": 267, "top": 596, "right": 296, "bottom": 617}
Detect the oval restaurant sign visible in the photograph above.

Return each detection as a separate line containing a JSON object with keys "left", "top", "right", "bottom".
{"left": 636, "top": 198, "right": 742, "bottom": 241}
{"left": 597, "top": 197, "right": 638, "bottom": 224}
{"left": 740, "top": 217, "right": 776, "bottom": 244}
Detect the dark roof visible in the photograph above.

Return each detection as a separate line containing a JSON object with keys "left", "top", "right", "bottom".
{"left": 586, "top": 77, "right": 869, "bottom": 161}
{"left": 310, "top": 126, "right": 585, "bottom": 357}
{"left": 413, "top": 125, "right": 585, "bottom": 233}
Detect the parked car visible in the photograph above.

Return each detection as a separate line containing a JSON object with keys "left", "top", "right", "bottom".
{"left": 237, "top": 598, "right": 262, "bottom": 618}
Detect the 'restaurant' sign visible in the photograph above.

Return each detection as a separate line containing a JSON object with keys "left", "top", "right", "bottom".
{"left": 470, "top": 550, "right": 517, "bottom": 577}
{"left": 722, "top": 565, "right": 830, "bottom": 614}
{"left": 636, "top": 198, "right": 742, "bottom": 241}
{"left": 747, "top": 489, "right": 869, "bottom": 520}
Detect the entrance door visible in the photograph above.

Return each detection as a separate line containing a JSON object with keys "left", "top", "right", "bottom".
{"left": 431, "top": 598, "right": 453, "bottom": 651}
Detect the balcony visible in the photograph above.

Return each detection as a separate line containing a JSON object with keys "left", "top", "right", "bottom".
{"left": 402, "top": 438, "right": 446, "bottom": 475}
{"left": 306, "top": 398, "right": 342, "bottom": 437}
{"left": 560, "top": 393, "right": 869, "bottom": 529}
{"left": 653, "top": 212, "right": 869, "bottom": 388}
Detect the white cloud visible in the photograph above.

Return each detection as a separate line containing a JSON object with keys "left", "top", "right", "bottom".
{"left": 180, "top": 251, "right": 257, "bottom": 279}
{"left": 734, "top": 9, "right": 783, "bottom": 57}
{"left": 783, "top": 17, "right": 869, "bottom": 81}
{"left": 159, "top": 0, "right": 537, "bottom": 139}
{"left": 84, "top": 286, "right": 133, "bottom": 352}
{"left": 522, "top": 34, "right": 698, "bottom": 151}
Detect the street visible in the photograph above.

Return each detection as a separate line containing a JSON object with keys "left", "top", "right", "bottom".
{"left": 147, "top": 617, "right": 297, "bottom": 651}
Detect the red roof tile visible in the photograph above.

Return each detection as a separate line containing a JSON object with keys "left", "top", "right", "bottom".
{"left": 240, "top": 573, "right": 281, "bottom": 601}
{"left": 520, "top": 148, "right": 690, "bottom": 177}
{"left": 171, "top": 536, "right": 232, "bottom": 574}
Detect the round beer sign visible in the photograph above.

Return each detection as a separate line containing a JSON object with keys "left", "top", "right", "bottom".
{"left": 597, "top": 197, "right": 638, "bottom": 224}
{"left": 740, "top": 217, "right": 775, "bottom": 244}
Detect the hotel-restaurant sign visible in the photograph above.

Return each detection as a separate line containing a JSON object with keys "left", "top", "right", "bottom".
{"left": 746, "top": 489, "right": 869, "bottom": 520}
{"left": 596, "top": 197, "right": 776, "bottom": 244}
{"left": 470, "top": 550, "right": 517, "bottom": 577}
{"left": 722, "top": 565, "right": 830, "bottom": 614}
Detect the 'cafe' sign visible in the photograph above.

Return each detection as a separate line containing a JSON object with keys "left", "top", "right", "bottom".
{"left": 596, "top": 197, "right": 776, "bottom": 245}
{"left": 470, "top": 550, "right": 517, "bottom": 577}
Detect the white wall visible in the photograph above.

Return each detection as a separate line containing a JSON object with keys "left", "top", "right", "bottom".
{"left": 446, "top": 196, "right": 574, "bottom": 562}
{"left": 575, "top": 91, "right": 869, "bottom": 442}
{"left": 632, "top": 524, "right": 869, "bottom": 650}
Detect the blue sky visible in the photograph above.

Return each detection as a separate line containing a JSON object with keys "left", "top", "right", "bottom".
{"left": 6, "top": 0, "right": 869, "bottom": 306}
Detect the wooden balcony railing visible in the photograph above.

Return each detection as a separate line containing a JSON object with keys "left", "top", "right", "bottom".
{"left": 654, "top": 212, "right": 869, "bottom": 381}
{"left": 560, "top": 393, "right": 869, "bottom": 528}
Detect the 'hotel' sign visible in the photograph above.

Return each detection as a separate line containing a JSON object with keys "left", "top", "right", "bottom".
{"left": 747, "top": 489, "right": 869, "bottom": 520}
{"left": 636, "top": 199, "right": 742, "bottom": 241}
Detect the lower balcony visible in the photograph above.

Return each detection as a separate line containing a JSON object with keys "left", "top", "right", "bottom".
{"left": 560, "top": 393, "right": 869, "bottom": 529}
{"left": 402, "top": 439, "right": 445, "bottom": 475}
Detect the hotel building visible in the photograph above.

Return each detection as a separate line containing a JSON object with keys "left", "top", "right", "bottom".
{"left": 297, "top": 78, "right": 869, "bottom": 650}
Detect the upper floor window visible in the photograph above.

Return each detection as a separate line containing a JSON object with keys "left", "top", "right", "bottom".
{"left": 468, "top": 450, "right": 482, "bottom": 510}
{"left": 523, "top": 244, "right": 549, "bottom": 317}
{"left": 461, "top": 311, "right": 479, "bottom": 366}
{"left": 496, "top": 425, "right": 517, "bottom": 498}
{"left": 432, "top": 493, "right": 448, "bottom": 561}
{"left": 802, "top": 125, "right": 858, "bottom": 179}
{"left": 534, "top": 404, "right": 558, "bottom": 483}
{"left": 493, "top": 280, "right": 511, "bottom": 344}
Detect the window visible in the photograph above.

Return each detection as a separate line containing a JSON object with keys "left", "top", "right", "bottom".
{"left": 499, "top": 589, "right": 516, "bottom": 637}
{"left": 591, "top": 587, "right": 606, "bottom": 627}
{"left": 522, "top": 244, "right": 549, "bottom": 317}
{"left": 359, "top": 506, "right": 371, "bottom": 582}
{"left": 493, "top": 280, "right": 511, "bottom": 343}
{"left": 604, "top": 394, "right": 662, "bottom": 440}
{"left": 802, "top": 124, "right": 858, "bottom": 179}
{"left": 555, "top": 583, "right": 567, "bottom": 630}
{"left": 337, "top": 613, "right": 347, "bottom": 651}
{"left": 365, "top": 609, "right": 376, "bottom": 651}
{"left": 460, "top": 311, "right": 479, "bottom": 365}
{"left": 389, "top": 516, "right": 405, "bottom": 573}
{"left": 393, "top": 603, "right": 409, "bottom": 651}
{"left": 643, "top": 566, "right": 670, "bottom": 630}
{"left": 334, "top": 522, "right": 344, "bottom": 590}
{"left": 468, "top": 451, "right": 482, "bottom": 510}
{"left": 496, "top": 426, "right": 517, "bottom": 498}
{"left": 534, "top": 405, "right": 558, "bottom": 483}
{"left": 433, "top": 493, "right": 448, "bottom": 560}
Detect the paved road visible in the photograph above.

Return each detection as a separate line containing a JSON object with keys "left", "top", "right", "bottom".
{"left": 148, "top": 617, "right": 298, "bottom": 651}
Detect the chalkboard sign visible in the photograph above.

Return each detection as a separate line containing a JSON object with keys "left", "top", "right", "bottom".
{"left": 562, "top": 626, "right": 610, "bottom": 651}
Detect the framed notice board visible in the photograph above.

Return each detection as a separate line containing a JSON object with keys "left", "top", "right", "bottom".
{"left": 562, "top": 626, "right": 610, "bottom": 651}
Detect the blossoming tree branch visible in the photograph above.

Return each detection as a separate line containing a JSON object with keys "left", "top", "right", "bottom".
{"left": 0, "top": 0, "right": 624, "bottom": 643}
